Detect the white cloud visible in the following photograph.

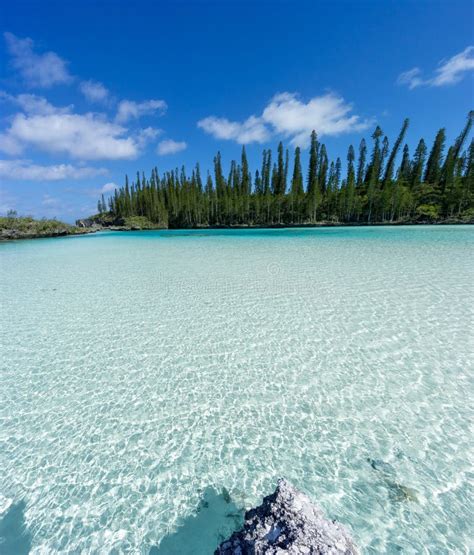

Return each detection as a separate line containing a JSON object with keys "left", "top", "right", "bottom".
{"left": 0, "top": 134, "right": 24, "bottom": 156}
{"left": 0, "top": 159, "right": 108, "bottom": 181}
{"left": 4, "top": 32, "right": 73, "bottom": 88}
{"left": 197, "top": 115, "right": 270, "bottom": 144}
{"left": 397, "top": 68, "right": 424, "bottom": 90}
{"left": 79, "top": 80, "right": 109, "bottom": 103}
{"left": 100, "top": 182, "right": 117, "bottom": 193}
{"left": 432, "top": 46, "right": 474, "bottom": 85}
{"left": 198, "top": 92, "right": 369, "bottom": 147}
{"left": 398, "top": 46, "right": 474, "bottom": 89}
{"left": 116, "top": 99, "right": 167, "bottom": 123}
{"left": 0, "top": 90, "right": 72, "bottom": 115}
{"left": 262, "top": 92, "right": 370, "bottom": 146}
{"left": 157, "top": 139, "right": 187, "bottom": 155}
{"left": 0, "top": 112, "right": 154, "bottom": 160}
{"left": 137, "top": 126, "right": 161, "bottom": 147}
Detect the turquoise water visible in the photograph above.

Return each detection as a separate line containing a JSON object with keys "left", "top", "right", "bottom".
{"left": 0, "top": 226, "right": 473, "bottom": 554}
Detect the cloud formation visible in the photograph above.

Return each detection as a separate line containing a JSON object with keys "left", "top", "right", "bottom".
{"left": 0, "top": 112, "right": 156, "bottom": 160}
{"left": 0, "top": 91, "right": 72, "bottom": 115}
{"left": 157, "top": 139, "right": 187, "bottom": 155}
{"left": 4, "top": 32, "right": 73, "bottom": 88}
{"left": 80, "top": 80, "right": 109, "bottom": 103}
{"left": 116, "top": 99, "right": 167, "bottom": 123}
{"left": 198, "top": 115, "right": 270, "bottom": 144}
{"left": 262, "top": 93, "right": 370, "bottom": 146}
{"left": 398, "top": 46, "right": 474, "bottom": 89}
{"left": 100, "top": 182, "right": 117, "bottom": 193}
{"left": 198, "top": 92, "right": 369, "bottom": 147}
{"left": 0, "top": 159, "right": 108, "bottom": 181}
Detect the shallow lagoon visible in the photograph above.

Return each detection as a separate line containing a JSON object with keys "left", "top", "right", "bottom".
{"left": 0, "top": 226, "right": 473, "bottom": 553}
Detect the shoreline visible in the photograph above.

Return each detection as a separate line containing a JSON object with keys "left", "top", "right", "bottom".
{"left": 0, "top": 228, "right": 98, "bottom": 242}
{"left": 1, "top": 219, "right": 473, "bottom": 242}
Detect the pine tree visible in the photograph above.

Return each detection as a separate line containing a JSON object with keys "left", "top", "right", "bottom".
{"left": 291, "top": 147, "right": 303, "bottom": 195}
{"left": 101, "top": 113, "right": 473, "bottom": 229}
{"left": 356, "top": 138, "right": 367, "bottom": 187}
{"left": 290, "top": 147, "right": 303, "bottom": 222}
{"left": 399, "top": 144, "right": 411, "bottom": 181}
{"left": 367, "top": 126, "right": 383, "bottom": 222}
{"left": 345, "top": 145, "right": 356, "bottom": 220}
{"left": 384, "top": 118, "right": 409, "bottom": 185}
{"left": 411, "top": 139, "right": 427, "bottom": 187}
{"left": 424, "top": 129, "right": 446, "bottom": 185}
{"left": 306, "top": 131, "right": 320, "bottom": 221}
{"left": 307, "top": 131, "right": 319, "bottom": 191}
{"left": 318, "top": 145, "right": 329, "bottom": 193}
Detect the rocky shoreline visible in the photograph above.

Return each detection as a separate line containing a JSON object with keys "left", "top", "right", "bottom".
{"left": 215, "top": 479, "right": 358, "bottom": 555}
{"left": 1, "top": 216, "right": 472, "bottom": 242}
{"left": 0, "top": 216, "right": 98, "bottom": 242}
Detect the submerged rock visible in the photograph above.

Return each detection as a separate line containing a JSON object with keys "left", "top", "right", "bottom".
{"left": 368, "top": 458, "right": 396, "bottom": 478}
{"left": 386, "top": 481, "right": 419, "bottom": 503}
{"left": 215, "top": 479, "right": 358, "bottom": 554}
{"left": 367, "top": 458, "right": 418, "bottom": 503}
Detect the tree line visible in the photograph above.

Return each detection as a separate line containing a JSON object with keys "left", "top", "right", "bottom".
{"left": 97, "top": 112, "right": 474, "bottom": 227}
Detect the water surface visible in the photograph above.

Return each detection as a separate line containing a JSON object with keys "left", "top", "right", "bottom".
{"left": 1, "top": 226, "right": 473, "bottom": 553}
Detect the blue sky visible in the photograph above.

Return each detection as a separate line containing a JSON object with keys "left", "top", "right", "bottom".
{"left": 1, "top": 0, "right": 473, "bottom": 222}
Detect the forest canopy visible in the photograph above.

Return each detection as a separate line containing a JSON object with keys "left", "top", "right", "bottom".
{"left": 96, "top": 112, "right": 474, "bottom": 228}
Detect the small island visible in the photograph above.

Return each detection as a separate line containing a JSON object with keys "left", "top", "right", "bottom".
{"left": 83, "top": 113, "right": 473, "bottom": 231}
{"left": 2, "top": 114, "right": 472, "bottom": 240}
{"left": 0, "top": 211, "right": 96, "bottom": 241}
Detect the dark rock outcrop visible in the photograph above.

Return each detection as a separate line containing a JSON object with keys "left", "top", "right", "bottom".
{"left": 215, "top": 479, "right": 358, "bottom": 555}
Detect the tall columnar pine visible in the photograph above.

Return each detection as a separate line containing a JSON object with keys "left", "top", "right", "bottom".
{"left": 290, "top": 147, "right": 303, "bottom": 222}
{"left": 344, "top": 145, "right": 356, "bottom": 219}
{"left": 356, "top": 138, "right": 367, "bottom": 188}
{"left": 384, "top": 118, "right": 409, "bottom": 185}
{"left": 306, "top": 130, "right": 321, "bottom": 221}
{"left": 399, "top": 144, "right": 411, "bottom": 181}
{"left": 366, "top": 126, "right": 384, "bottom": 222}
{"left": 99, "top": 114, "right": 473, "bottom": 227}
{"left": 424, "top": 129, "right": 446, "bottom": 187}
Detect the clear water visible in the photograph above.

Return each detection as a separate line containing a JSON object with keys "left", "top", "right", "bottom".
{"left": 0, "top": 226, "right": 473, "bottom": 554}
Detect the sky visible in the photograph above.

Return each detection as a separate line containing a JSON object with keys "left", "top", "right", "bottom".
{"left": 1, "top": 0, "right": 473, "bottom": 222}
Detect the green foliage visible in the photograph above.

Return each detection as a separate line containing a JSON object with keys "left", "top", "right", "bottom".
{"left": 122, "top": 216, "right": 165, "bottom": 229}
{"left": 97, "top": 113, "right": 473, "bottom": 228}
{"left": 416, "top": 204, "right": 440, "bottom": 220}
{"left": 0, "top": 214, "right": 84, "bottom": 238}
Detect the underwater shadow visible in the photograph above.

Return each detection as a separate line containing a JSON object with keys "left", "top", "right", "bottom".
{"left": 150, "top": 487, "right": 243, "bottom": 555}
{"left": 0, "top": 500, "right": 32, "bottom": 555}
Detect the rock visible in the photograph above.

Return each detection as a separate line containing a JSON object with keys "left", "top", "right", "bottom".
{"left": 76, "top": 218, "right": 94, "bottom": 228}
{"left": 367, "top": 458, "right": 396, "bottom": 478}
{"left": 215, "top": 479, "right": 358, "bottom": 554}
{"left": 367, "top": 458, "right": 418, "bottom": 503}
{"left": 386, "top": 481, "right": 419, "bottom": 503}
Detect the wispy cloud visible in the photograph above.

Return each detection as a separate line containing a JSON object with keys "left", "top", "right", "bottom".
{"left": 198, "top": 92, "right": 370, "bottom": 147}
{"left": 157, "top": 139, "right": 187, "bottom": 155}
{"left": 4, "top": 32, "right": 73, "bottom": 88}
{"left": 397, "top": 68, "right": 424, "bottom": 90}
{"left": 137, "top": 127, "right": 161, "bottom": 147}
{"left": 0, "top": 159, "right": 108, "bottom": 181}
{"left": 41, "top": 194, "right": 60, "bottom": 206}
{"left": 198, "top": 115, "right": 270, "bottom": 144}
{"left": 0, "top": 90, "right": 72, "bottom": 115}
{"left": 79, "top": 80, "right": 109, "bottom": 103}
{"left": 398, "top": 46, "right": 474, "bottom": 89}
{"left": 116, "top": 99, "right": 167, "bottom": 123}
